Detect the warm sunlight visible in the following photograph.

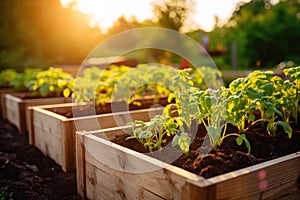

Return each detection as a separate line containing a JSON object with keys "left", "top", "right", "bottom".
{"left": 61, "top": 0, "right": 251, "bottom": 33}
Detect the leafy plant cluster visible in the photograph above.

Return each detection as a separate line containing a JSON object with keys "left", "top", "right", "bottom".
{"left": 71, "top": 64, "right": 217, "bottom": 106}
{"left": 8, "top": 68, "right": 42, "bottom": 91}
{"left": 26, "top": 67, "right": 74, "bottom": 97}
{"left": 72, "top": 65, "right": 133, "bottom": 105}
{"left": 1, "top": 64, "right": 218, "bottom": 106}
{"left": 0, "top": 67, "right": 73, "bottom": 97}
{"left": 0, "top": 69, "right": 18, "bottom": 87}
{"left": 128, "top": 66, "right": 300, "bottom": 155}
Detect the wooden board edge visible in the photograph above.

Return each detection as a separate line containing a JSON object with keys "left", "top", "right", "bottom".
{"left": 83, "top": 130, "right": 202, "bottom": 182}
{"left": 33, "top": 106, "right": 69, "bottom": 121}
{"left": 76, "top": 131, "right": 87, "bottom": 198}
{"left": 207, "top": 151, "right": 300, "bottom": 185}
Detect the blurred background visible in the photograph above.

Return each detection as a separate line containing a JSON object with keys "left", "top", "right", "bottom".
{"left": 0, "top": 0, "right": 300, "bottom": 72}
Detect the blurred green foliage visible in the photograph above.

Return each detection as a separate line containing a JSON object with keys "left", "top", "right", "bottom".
{"left": 0, "top": 0, "right": 102, "bottom": 70}
{"left": 9, "top": 68, "right": 42, "bottom": 91}
{"left": 206, "top": 0, "right": 300, "bottom": 69}
{"left": 0, "top": 69, "right": 18, "bottom": 87}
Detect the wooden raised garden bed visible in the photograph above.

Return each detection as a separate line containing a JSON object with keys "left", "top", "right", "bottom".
{"left": 29, "top": 95, "right": 167, "bottom": 172}
{"left": 0, "top": 87, "right": 14, "bottom": 118}
{"left": 76, "top": 127, "right": 300, "bottom": 200}
{"left": 2, "top": 92, "right": 71, "bottom": 133}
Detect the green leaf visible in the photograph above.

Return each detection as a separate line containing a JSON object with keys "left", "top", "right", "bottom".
{"left": 236, "top": 134, "right": 244, "bottom": 145}
{"left": 177, "top": 133, "right": 191, "bottom": 154}
{"left": 249, "top": 114, "right": 255, "bottom": 122}
{"left": 267, "top": 106, "right": 282, "bottom": 117}
{"left": 246, "top": 89, "right": 261, "bottom": 99}
{"left": 236, "top": 134, "right": 251, "bottom": 154}
{"left": 39, "top": 83, "right": 50, "bottom": 96}
{"left": 276, "top": 121, "right": 292, "bottom": 138}
{"left": 138, "top": 130, "right": 153, "bottom": 139}
{"left": 168, "top": 93, "right": 176, "bottom": 103}
{"left": 63, "top": 88, "right": 71, "bottom": 98}
{"left": 172, "top": 135, "right": 179, "bottom": 147}
{"left": 262, "top": 83, "right": 274, "bottom": 96}
{"left": 207, "top": 126, "right": 221, "bottom": 147}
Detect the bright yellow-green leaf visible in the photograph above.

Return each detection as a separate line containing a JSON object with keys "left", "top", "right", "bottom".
{"left": 63, "top": 88, "right": 71, "bottom": 98}
{"left": 49, "top": 85, "right": 55, "bottom": 91}
{"left": 58, "top": 79, "right": 67, "bottom": 87}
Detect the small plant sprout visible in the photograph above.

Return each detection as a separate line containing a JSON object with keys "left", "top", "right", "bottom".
{"left": 127, "top": 115, "right": 183, "bottom": 152}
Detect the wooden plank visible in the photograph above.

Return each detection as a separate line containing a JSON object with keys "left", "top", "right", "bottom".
{"left": 33, "top": 106, "right": 68, "bottom": 170}
{"left": 184, "top": 152, "right": 300, "bottom": 200}
{"left": 0, "top": 87, "right": 13, "bottom": 119}
{"left": 80, "top": 133, "right": 202, "bottom": 200}
{"left": 77, "top": 128, "right": 300, "bottom": 200}
{"left": 76, "top": 132, "right": 87, "bottom": 198}
{"left": 34, "top": 108, "right": 64, "bottom": 165}
{"left": 3, "top": 92, "right": 71, "bottom": 133}
{"left": 5, "top": 93, "right": 22, "bottom": 131}
{"left": 27, "top": 106, "right": 36, "bottom": 144}
{"left": 211, "top": 152, "right": 300, "bottom": 200}
{"left": 32, "top": 105, "right": 164, "bottom": 172}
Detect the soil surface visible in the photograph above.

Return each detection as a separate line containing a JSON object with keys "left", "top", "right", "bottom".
{"left": 50, "top": 96, "right": 169, "bottom": 118}
{"left": 0, "top": 115, "right": 82, "bottom": 200}
{"left": 113, "top": 122, "right": 300, "bottom": 179}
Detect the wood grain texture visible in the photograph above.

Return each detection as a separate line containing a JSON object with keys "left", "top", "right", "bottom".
{"left": 0, "top": 87, "right": 13, "bottom": 119}
{"left": 32, "top": 104, "right": 164, "bottom": 172}
{"left": 77, "top": 128, "right": 300, "bottom": 200}
{"left": 3, "top": 92, "right": 70, "bottom": 133}
{"left": 79, "top": 133, "right": 202, "bottom": 200}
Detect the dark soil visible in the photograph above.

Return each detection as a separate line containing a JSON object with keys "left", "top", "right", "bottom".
{"left": 0, "top": 116, "right": 82, "bottom": 200}
{"left": 113, "top": 122, "right": 300, "bottom": 179}
{"left": 50, "top": 96, "right": 169, "bottom": 118}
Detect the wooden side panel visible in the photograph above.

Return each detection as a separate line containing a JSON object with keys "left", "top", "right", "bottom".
{"left": 1, "top": 91, "right": 7, "bottom": 119}
{"left": 76, "top": 132, "right": 86, "bottom": 198}
{"left": 33, "top": 109, "right": 65, "bottom": 168}
{"left": 184, "top": 153, "right": 300, "bottom": 200}
{"left": 33, "top": 106, "right": 163, "bottom": 172}
{"left": 26, "top": 106, "right": 35, "bottom": 144}
{"left": 0, "top": 88, "right": 13, "bottom": 119}
{"left": 23, "top": 97, "right": 71, "bottom": 133}
{"left": 78, "top": 129, "right": 300, "bottom": 200}
{"left": 212, "top": 153, "right": 300, "bottom": 200}
{"left": 4, "top": 93, "right": 71, "bottom": 133}
{"left": 5, "top": 94, "right": 22, "bottom": 132}
{"left": 183, "top": 180, "right": 216, "bottom": 200}
{"left": 61, "top": 120, "right": 75, "bottom": 172}
{"left": 78, "top": 133, "right": 202, "bottom": 200}
{"left": 74, "top": 107, "right": 164, "bottom": 132}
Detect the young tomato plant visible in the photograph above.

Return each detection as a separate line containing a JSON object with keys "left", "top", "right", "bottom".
{"left": 127, "top": 67, "right": 199, "bottom": 153}
{"left": 196, "top": 88, "right": 251, "bottom": 153}
{"left": 127, "top": 115, "right": 183, "bottom": 152}
{"left": 128, "top": 66, "right": 250, "bottom": 154}
{"left": 227, "top": 70, "right": 292, "bottom": 138}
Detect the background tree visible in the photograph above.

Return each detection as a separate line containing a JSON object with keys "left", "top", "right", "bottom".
{"left": 224, "top": 0, "right": 300, "bottom": 68}
{"left": 152, "top": 0, "right": 195, "bottom": 32}
{"left": 0, "top": 0, "right": 103, "bottom": 70}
